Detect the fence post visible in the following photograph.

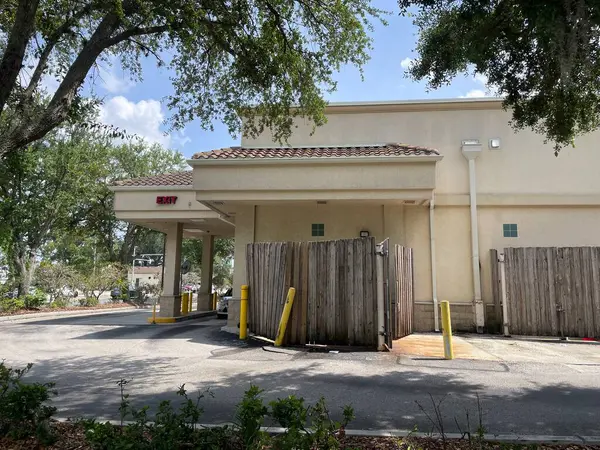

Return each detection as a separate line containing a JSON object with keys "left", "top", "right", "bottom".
{"left": 212, "top": 292, "right": 217, "bottom": 310}
{"left": 440, "top": 300, "right": 454, "bottom": 360}
{"left": 498, "top": 253, "right": 510, "bottom": 336}
{"left": 275, "top": 288, "right": 296, "bottom": 347}
{"left": 240, "top": 285, "right": 248, "bottom": 340}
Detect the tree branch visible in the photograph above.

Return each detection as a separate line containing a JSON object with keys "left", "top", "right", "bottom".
{"left": 0, "top": 12, "right": 122, "bottom": 158}
{"left": 0, "top": 0, "right": 41, "bottom": 113}
{"left": 22, "top": 3, "right": 96, "bottom": 101}
{"left": 103, "top": 24, "right": 173, "bottom": 48}
{"left": 264, "top": 1, "right": 291, "bottom": 52}
{"left": 126, "top": 38, "right": 165, "bottom": 64}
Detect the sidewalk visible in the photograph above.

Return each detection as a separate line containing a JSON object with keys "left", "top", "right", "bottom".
{"left": 0, "top": 305, "right": 141, "bottom": 322}
{"left": 393, "top": 332, "right": 600, "bottom": 365}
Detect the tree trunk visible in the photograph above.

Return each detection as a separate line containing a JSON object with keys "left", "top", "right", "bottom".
{"left": 14, "top": 250, "right": 37, "bottom": 296}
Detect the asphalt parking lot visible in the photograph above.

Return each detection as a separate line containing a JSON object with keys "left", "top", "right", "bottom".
{"left": 1, "top": 310, "right": 599, "bottom": 437}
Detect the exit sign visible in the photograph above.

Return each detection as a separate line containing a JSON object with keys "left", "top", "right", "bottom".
{"left": 156, "top": 196, "right": 177, "bottom": 205}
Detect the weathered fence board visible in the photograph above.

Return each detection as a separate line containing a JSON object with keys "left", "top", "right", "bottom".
{"left": 246, "top": 237, "right": 379, "bottom": 346}
{"left": 394, "top": 245, "right": 414, "bottom": 339}
{"left": 501, "top": 247, "right": 600, "bottom": 337}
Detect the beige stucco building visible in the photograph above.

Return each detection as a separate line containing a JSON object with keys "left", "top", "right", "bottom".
{"left": 112, "top": 98, "right": 600, "bottom": 332}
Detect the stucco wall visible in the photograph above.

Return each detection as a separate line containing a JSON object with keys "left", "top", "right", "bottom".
{"left": 478, "top": 206, "right": 600, "bottom": 304}
{"left": 243, "top": 107, "right": 600, "bottom": 197}
{"left": 254, "top": 204, "right": 386, "bottom": 243}
{"left": 114, "top": 190, "right": 205, "bottom": 212}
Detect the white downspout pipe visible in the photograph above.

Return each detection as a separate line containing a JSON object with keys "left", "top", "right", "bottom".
{"left": 462, "top": 142, "right": 485, "bottom": 333}
{"left": 429, "top": 195, "right": 440, "bottom": 332}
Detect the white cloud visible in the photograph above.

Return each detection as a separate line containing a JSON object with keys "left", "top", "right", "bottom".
{"left": 400, "top": 57, "right": 414, "bottom": 69}
{"left": 171, "top": 129, "right": 191, "bottom": 148}
{"left": 461, "top": 89, "right": 489, "bottom": 98}
{"left": 99, "top": 66, "right": 134, "bottom": 94}
{"left": 473, "top": 73, "right": 488, "bottom": 85}
{"left": 99, "top": 96, "right": 170, "bottom": 147}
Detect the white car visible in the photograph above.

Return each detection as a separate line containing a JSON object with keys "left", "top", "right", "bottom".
{"left": 217, "top": 288, "right": 232, "bottom": 319}
{"left": 60, "top": 286, "right": 78, "bottom": 298}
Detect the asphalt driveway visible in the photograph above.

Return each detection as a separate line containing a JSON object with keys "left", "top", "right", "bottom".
{"left": 1, "top": 310, "right": 599, "bottom": 438}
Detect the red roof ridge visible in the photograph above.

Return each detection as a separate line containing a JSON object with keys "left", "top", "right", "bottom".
{"left": 191, "top": 143, "right": 439, "bottom": 160}
{"left": 113, "top": 170, "right": 192, "bottom": 187}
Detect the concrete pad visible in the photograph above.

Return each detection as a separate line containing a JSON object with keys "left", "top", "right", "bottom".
{"left": 392, "top": 333, "right": 498, "bottom": 360}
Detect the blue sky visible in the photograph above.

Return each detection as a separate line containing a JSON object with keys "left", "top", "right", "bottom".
{"left": 93, "top": 2, "right": 490, "bottom": 159}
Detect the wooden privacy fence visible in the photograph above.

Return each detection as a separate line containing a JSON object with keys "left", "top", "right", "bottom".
{"left": 246, "top": 238, "right": 378, "bottom": 346}
{"left": 491, "top": 247, "right": 600, "bottom": 337}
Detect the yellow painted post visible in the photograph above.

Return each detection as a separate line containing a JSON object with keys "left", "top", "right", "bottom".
{"left": 440, "top": 300, "right": 454, "bottom": 360}
{"left": 212, "top": 292, "right": 217, "bottom": 310}
{"left": 240, "top": 285, "right": 248, "bottom": 339}
{"left": 182, "top": 292, "right": 189, "bottom": 315}
{"left": 274, "top": 288, "right": 297, "bottom": 347}
{"left": 151, "top": 300, "right": 157, "bottom": 324}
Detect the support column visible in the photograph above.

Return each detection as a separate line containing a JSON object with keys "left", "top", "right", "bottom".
{"left": 159, "top": 222, "right": 183, "bottom": 317}
{"left": 227, "top": 205, "right": 255, "bottom": 330}
{"left": 198, "top": 235, "right": 214, "bottom": 311}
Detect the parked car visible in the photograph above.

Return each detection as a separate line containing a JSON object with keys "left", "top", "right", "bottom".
{"left": 3, "top": 288, "right": 18, "bottom": 299}
{"left": 60, "top": 286, "right": 78, "bottom": 298}
{"left": 217, "top": 288, "right": 232, "bottom": 319}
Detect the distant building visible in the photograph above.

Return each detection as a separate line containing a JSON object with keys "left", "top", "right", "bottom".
{"left": 130, "top": 266, "right": 162, "bottom": 287}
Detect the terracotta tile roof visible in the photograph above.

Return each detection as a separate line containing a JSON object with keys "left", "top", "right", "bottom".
{"left": 191, "top": 143, "right": 439, "bottom": 160}
{"left": 114, "top": 171, "right": 192, "bottom": 187}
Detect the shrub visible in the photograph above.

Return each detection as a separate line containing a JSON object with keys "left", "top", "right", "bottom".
{"left": 0, "top": 297, "right": 25, "bottom": 312}
{"left": 270, "top": 395, "right": 355, "bottom": 450}
{"left": 51, "top": 297, "right": 70, "bottom": 308}
{"left": 84, "top": 380, "right": 219, "bottom": 450}
{"left": 0, "top": 362, "right": 57, "bottom": 445}
{"left": 79, "top": 297, "right": 100, "bottom": 307}
{"left": 83, "top": 381, "right": 353, "bottom": 450}
{"left": 23, "top": 289, "right": 47, "bottom": 309}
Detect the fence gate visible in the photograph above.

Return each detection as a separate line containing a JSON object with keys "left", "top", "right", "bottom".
{"left": 492, "top": 247, "right": 600, "bottom": 338}
{"left": 246, "top": 238, "right": 378, "bottom": 347}
{"left": 394, "top": 245, "right": 414, "bottom": 339}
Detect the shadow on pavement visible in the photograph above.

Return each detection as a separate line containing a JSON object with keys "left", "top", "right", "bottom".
{"left": 20, "top": 353, "right": 600, "bottom": 437}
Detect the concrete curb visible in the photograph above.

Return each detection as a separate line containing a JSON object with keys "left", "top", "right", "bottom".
{"left": 0, "top": 306, "right": 141, "bottom": 322}
{"left": 54, "top": 418, "right": 600, "bottom": 445}
{"left": 147, "top": 310, "right": 217, "bottom": 324}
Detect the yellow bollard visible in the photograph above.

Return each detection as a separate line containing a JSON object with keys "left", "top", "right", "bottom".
{"left": 182, "top": 292, "right": 189, "bottom": 315}
{"left": 440, "top": 300, "right": 454, "bottom": 360}
{"left": 274, "top": 288, "right": 296, "bottom": 347}
{"left": 212, "top": 292, "right": 217, "bottom": 311}
{"left": 151, "top": 300, "right": 157, "bottom": 324}
{"left": 240, "top": 285, "right": 248, "bottom": 339}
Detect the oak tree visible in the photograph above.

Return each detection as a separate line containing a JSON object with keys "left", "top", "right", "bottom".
{"left": 400, "top": 0, "right": 600, "bottom": 153}
{"left": 0, "top": 0, "right": 383, "bottom": 160}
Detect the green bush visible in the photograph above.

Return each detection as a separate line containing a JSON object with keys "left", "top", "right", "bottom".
{"left": 23, "top": 289, "right": 47, "bottom": 309}
{"left": 51, "top": 297, "right": 70, "bottom": 308}
{"left": 79, "top": 296, "right": 100, "bottom": 307}
{"left": 0, "top": 297, "right": 25, "bottom": 312}
{"left": 0, "top": 362, "right": 57, "bottom": 445}
{"left": 83, "top": 381, "right": 353, "bottom": 450}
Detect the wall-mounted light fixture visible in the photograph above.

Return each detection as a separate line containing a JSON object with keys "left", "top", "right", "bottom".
{"left": 489, "top": 138, "right": 501, "bottom": 149}
{"left": 360, "top": 230, "right": 370, "bottom": 238}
